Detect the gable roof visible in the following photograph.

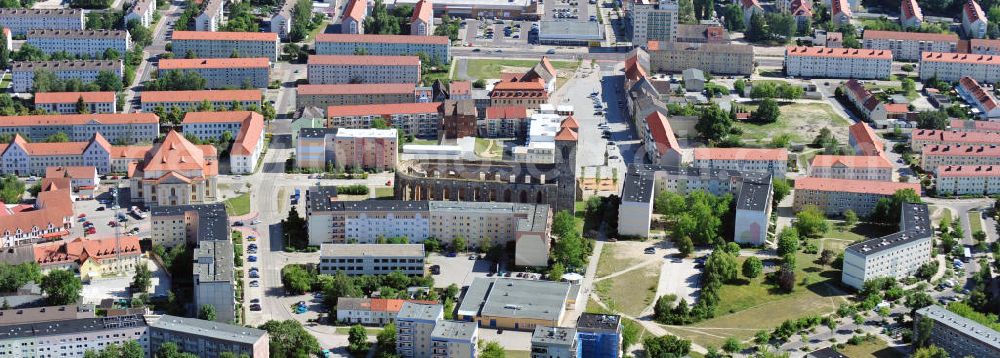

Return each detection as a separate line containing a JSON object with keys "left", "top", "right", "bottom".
{"left": 141, "top": 131, "right": 215, "bottom": 174}
{"left": 693, "top": 147, "right": 787, "bottom": 161}
{"left": 231, "top": 112, "right": 264, "bottom": 156}
{"left": 901, "top": 0, "right": 923, "bottom": 22}
{"left": 848, "top": 122, "right": 884, "bottom": 156}
{"left": 411, "top": 0, "right": 432, "bottom": 23}
{"left": 33, "top": 91, "right": 116, "bottom": 104}
{"left": 34, "top": 236, "right": 141, "bottom": 266}
{"left": 831, "top": 0, "right": 852, "bottom": 17}
{"left": 789, "top": 0, "right": 812, "bottom": 17}
{"left": 965, "top": 0, "right": 985, "bottom": 23}
{"left": 959, "top": 76, "right": 999, "bottom": 112}
{"left": 554, "top": 127, "right": 578, "bottom": 141}
{"left": 645, "top": 111, "right": 680, "bottom": 157}
{"left": 810, "top": 155, "right": 892, "bottom": 169}
{"left": 343, "top": 0, "right": 367, "bottom": 22}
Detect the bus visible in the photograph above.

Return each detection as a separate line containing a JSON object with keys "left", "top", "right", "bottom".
{"left": 963, "top": 247, "right": 972, "bottom": 262}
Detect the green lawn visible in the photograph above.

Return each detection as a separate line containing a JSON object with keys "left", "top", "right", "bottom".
{"left": 334, "top": 327, "right": 383, "bottom": 335}
{"left": 505, "top": 351, "right": 531, "bottom": 358}
{"left": 422, "top": 70, "right": 450, "bottom": 86}
{"left": 463, "top": 59, "right": 579, "bottom": 81}
{"left": 594, "top": 264, "right": 659, "bottom": 316}
{"left": 224, "top": 193, "right": 251, "bottom": 216}
{"left": 374, "top": 187, "right": 394, "bottom": 198}
{"left": 838, "top": 337, "right": 897, "bottom": 358}
{"left": 969, "top": 210, "right": 984, "bottom": 234}
{"left": 474, "top": 138, "right": 503, "bottom": 158}
{"left": 735, "top": 103, "right": 850, "bottom": 144}
{"left": 596, "top": 243, "right": 644, "bottom": 278}
{"left": 0, "top": 73, "right": 10, "bottom": 89}
{"left": 823, "top": 223, "right": 892, "bottom": 242}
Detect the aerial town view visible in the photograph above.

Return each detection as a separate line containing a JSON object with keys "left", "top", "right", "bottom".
{"left": 5, "top": 0, "right": 1000, "bottom": 357}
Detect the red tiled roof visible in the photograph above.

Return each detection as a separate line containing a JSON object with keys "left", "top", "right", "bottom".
{"left": 411, "top": 0, "right": 432, "bottom": 22}
{"left": 862, "top": 30, "right": 957, "bottom": 42}
{"left": 561, "top": 116, "right": 579, "bottom": 129}
{"left": 885, "top": 103, "right": 910, "bottom": 113}
{"left": 0, "top": 189, "right": 72, "bottom": 238}
{"left": 901, "top": 0, "right": 923, "bottom": 22}
{"left": 645, "top": 111, "right": 679, "bottom": 157}
{"left": 922, "top": 144, "right": 1000, "bottom": 157}
{"left": 110, "top": 145, "right": 152, "bottom": 159}
{"left": 922, "top": 52, "right": 1000, "bottom": 64}
{"left": 34, "top": 91, "right": 116, "bottom": 104}
{"left": 786, "top": 46, "right": 890, "bottom": 59}
{"left": 327, "top": 102, "right": 442, "bottom": 118}
{"left": 913, "top": 129, "right": 1000, "bottom": 144}
{"left": 296, "top": 83, "right": 415, "bottom": 95}
{"left": 449, "top": 81, "right": 471, "bottom": 95}
{"left": 142, "top": 90, "right": 261, "bottom": 103}
{"left": 0, "top": 113, "right": 157, "bottom": 126}
{"left": 831, "top": 0, "right": 852, "bottom": 17}
{"left": 958, "top": 76, "right": 999, "bottom": 112}
{"left": 950, "top": 119, "right": 1000, "bottom": 132}
{"left": 693, "top": 147, "right": 787, "bottom": 161}
{"left": 316, "top": 33, "right": 449, "bottom": 45}
{"left": 45, "top": 166, "right": 96, "bottom": 180}
{"left": 789, "top": 0, "right": 812, "bottom": 17}
{"left": 810, "top": 155, "right": 892, "bottom": 168}
{"left": 794, "top": 177, "right": 920, "bottom": 195}
{"left": 342, "top": 0, "right": 366, "bottom": 21}
{"left": 539, "top": 56, "right": 557, "bottom": 78}
{"left": 967, "top": 39, "right": 1000, "bottom": 53}
{"left": 171, "top": 30, "right": 277, "bottom": 42}
{"left": 141, "top": 131, "right": 216, "bottom": 174}
{"left": 308, "top": 55, "right": 420, "bottom": 66}
{"left": 231, "top": 112, "right": 264, "bottom": 156}
{"left": 843, "top": 79, "right": 878, "bottom": 110}
{"left": 938, "top": 165, "right": 1000, "bottom": 177}
{"left": 159, "top": 58, "right": 270, "bottom": 69}
{"left": 485, "top": 105, "right": 528, "bottom": 119}
{"left": 965, "top": 0, "right": 985, "bottom": 23}
{"left": 34, "top": 236, "right": 141, "bottom": 265}
{"left": 849, "top": 122, "right": 884, "bottom": 156}
{"left": 646, "top": 41, "right": 660, "bottom": 51}
{"left": 491, "top": 80, "right": 546, "bottom": 91}
{"left": 182, "top": 110, "right": 257, "bottom": 124}
{"left": 554, "top": 127, "right": 578, "bottom": 141}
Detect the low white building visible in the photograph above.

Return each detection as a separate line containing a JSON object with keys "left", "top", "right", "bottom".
{"left": 318, "top": 244, "right": 426, "bottom": 276}
{"left": 861, "top": 30, "right": 957, "bottom": 62}
{"left": 841, "top": 203, "right": 932, "bottom": 289}
{"left": 957, "top": 76, "right": 1000, "bottom": 119}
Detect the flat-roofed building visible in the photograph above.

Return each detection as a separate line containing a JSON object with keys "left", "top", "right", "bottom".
{"left": 842, "top": 203, "right": 931, "bottom": 289}
{"left": 396, "top": 302, "right": 442, "bottom": 358}
{"left": 26, "top": 29, "right": 130, "bottom": 57}
{"left": 914, "top": 305, "right": 1000, "bottom": 357}
{"left": 937, "top": 165, "right": 1000, "bottom": 195}
{"left": 693, "top": 147, "right": 787, "bottom": 178}
{"left": 808, "top": 155, "right": 893, "bottom": 181}
{"left": 862, "top": 30, "right": 957, "bottom": 61}
{"left": 193, "top": 239, "right": 235, "bottom": 323}
{"left": 0, "top": 8, "right": 84, "bottom": 36}
{"left": 11, "top": 60, "right": 123, "bottom": 93}
{"left": 34, "top": 91, "right": 117, "bottom": 114}
{"left": 957, "top": 76, "right": 1000, "bottom": 119}
{"left": 919, "top": 51, "right": 1000, "bottom": 82}
{"left": 296, "top": 83, "right": 419, "bottom": 109}
{"left": 149, "top": 315, "right": 269, "bottom": 358}
{"left": 631, "top": 0, "right": 679, "bottom": 46}
{"left": 383, "top": 0, "right": 540, "bottom": 19}
{"left": 734, "top": 177, "right": 773, "bottom": 246}
{"left": 307, "top": 55, "right": 421, "bottom": 85}
{"left": 792, "top": 177, "right": 921, "bottom": 216}
{"left": 296, "top": 128, "right": 337, "bottom": 170}
{"left": 950, "top": 118, "right": 1000, "bottom": 132}
{"left": 125, "top": 0, "right": 156, "bottom": 27}
{"left": 785, "top": 46, "right": 892, "bottom": 79}
{"left": 171, "top": 31, "right": 279, "bottom": 61}
{"left": 0, "top": 315, "right": 149, "bottom": 356}
{"left": 530, "top": 326, "right": 578, "bottom": 358}
{"left": 456, "top": 277, "right": 574, "bottom": 331}
{"left": 849, "top": 122, "right": 885, "bottom": 156}
{"left": 326, "top": 102, "right": 443, "bottom": 138}
{"left": 141, "top": 89, "right": 262, "bottom": 112}
{"left": 0, "top": 112, "right": 157, "bottom": 144}
{"left": 158, "top": 58, "right": 270, "bottom": 89}
{"left": 149, "top": 203, "right": 229, "bottom": 247}
{"left": 332, "top": 128, "right": 398, "bottom": 171}
{"left": 318, "top": 243, "right": 425, "bottom": 276}
{"left": 537, "top": 20, "right": 605, "bottom": 46}
{"left": 647, "top": 41, "right": 755, "bottom": 75}
{"left": 196, "top": 0, "right": 224, "bottom": 31}
{"left": 911, "top": 129, "right": 1000, "bottom": 151}
{"left": 431, "top": 320, "right": 477, "bottom": 358}
{"left": 922, "top": 144, "right": 1000, "bottom": 173}
{"left": 576, "top": 313, "right": 622, "bottom": 358}
{"left": 315, "top": 34, "right": 450, "bottom": 64}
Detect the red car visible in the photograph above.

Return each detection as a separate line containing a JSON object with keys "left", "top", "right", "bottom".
{"left": 108, "top": 221, "right": 118, "bottom": 227}
{"left": 85, "top": 227, "right": 96, "bottom": 235}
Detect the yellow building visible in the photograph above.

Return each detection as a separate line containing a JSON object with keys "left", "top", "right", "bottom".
{"left": 456, "top": 277, "right": 576, "bottom": 331}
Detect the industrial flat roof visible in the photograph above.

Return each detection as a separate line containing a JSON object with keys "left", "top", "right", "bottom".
{"left": 150, "top": 203, "right": 229, "bottom": 242}
{"left": 320, "top": 244, "right": 425, "bottom": 257}
{"left": 916, "top": 305, "right": 1000, "bottom": 351}
{"left": 396, "top": 302, "right": 442, "bottom": 322}
{"left": 150, "top": 315, "right": 267, "bottom": 345}
{"left": 431, "top": 320, "right": 477, "bottom": 341}
{"left": 538, "top": 21, "right": 603, "bottom": 41}
{"left": 457, "top": 277, "right": 570, "bottom": 322}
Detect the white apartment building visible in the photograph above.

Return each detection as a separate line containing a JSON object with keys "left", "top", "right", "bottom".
{"left": 196, "top": 0, "right": 224, "bottom": 31}
{"left": 842, "top": 203, "right": 932, "bottom": 289}
{"left": 270, "top": 0, "right": 295, "bottom": 39}
{"left": 307, "top": 55, "right": 421, "bottom": 85}
{"left": 830, "top": 0, "right": 853, "bottom": 26}
{"left": 157, "top": 58, "right": 270, "bottom": 89}
{"left": 937, "top": 165, "right": 1000, "bottom": 195}
{"left": 957, "top": 76, "right": 1000, "bottom": 119}
{"left": 11, "top": 60, "right": 123, "bottom": 93}
{"left": 631, "top": 0, "right": 679, "bottom": 47}
{"left": 27, "top": 29, "right": 131, "bottom": 57}
{"left": 792, "top": 177, "right": 921, "bottom": 216}
{"left": 140, "top": 89, "right": 262, "bottom": 111}
{"left": 34, "top": 91, "right": 117, "bottom": 114}
{"left": 861, "top": 30, "right": 957, "bottom": 62}
{"left": 0, "top": 8, "right": 83, "bottom": 36}
{"left": 842, "top": 79, "right": 889, "bottom": 125}
{"left": 692, "top": 147, "right": 788, "bottom": 178}
{"left": 326, "top": 102, "right": 443, "bottom": 138}
{"left": 171, "top": 31, "right": 279, "bottom": 61}
{"left": 431, "top": 321, "right": 478, "bottom": 358}
{"left": 784, "top": 46, "right": 892, "bottom": 79}
{"left": 0, "top": 315, "right": 150, "bottom": 357}
{"left": 411, "top": 0, "right": 433, "bottom": 36}
{"left": 125, "top": 0, "right": 156, "bottom": 27}
{"left": 919, "top": 52, "right": 1000, "bottom": 83}
{"left": 900, "top": 0, "right": 923, "bottom": 29}
{"left": 642, "top": 111, "right": 683, "bottom": 166}
{"left": 314, "top": 34, "right": 451, "bottom": 64}
{"left": 396, "top": 303, "right": 443, "bottom": 358}
{"left": 332, "top": 128, "right": 399, "bottom": 171}
{"left": 193, "top": 240, "right": 236, "bottom": 323}
{"left": 336, "top": 298, "right": 438, "bottom": 326}
{"left": 318, "top": 244, "right": 425, "bottom": 276}
{"left": 967, "top": 38, "right": 1000, "bottom": 55}
{"left": 911, "top": 129, "right": 1000, "bottom": 151}
{"left": 0, "top": 134, "right": 113, "bottom": 176}
{"left": 921, "top": 144, "right": 1000, "bottom": 173}
{"left": 180, "top": 111, "right": 265, "bottom": 174}
{"left": 949, "top": 118, "right": 1000, "bottom": 132}
{"left": 808, "top": 155, "right": 893, "bottom": 181}
{"left": 0, "top": 113, "right": 159, "bottom": 144}
{"left": 963, "top": 0, "right": 988, "bottom": 39}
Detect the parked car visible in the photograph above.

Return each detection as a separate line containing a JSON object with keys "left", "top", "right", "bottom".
{"left": 96, "top": 206, "right": 105, "bottom": 211}
{"left": 248, "top": 255, "right": 257, "bottom": 262}
{"left": 249, "top": 304, "right": 262, "bottom": 311}
{"left": 249, "top": 280, "right": 259, "bottom": 287}
{"left": 249, "top": 271, "right": 260, "bottom": 278}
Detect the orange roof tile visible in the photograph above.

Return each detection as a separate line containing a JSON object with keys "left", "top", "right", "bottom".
{"left": 308, "top": 55, "right": 420, "bottom": 66}
{"left": 912, "top": 129, "right": 1000, "bottom": 144}
{"left": 484, "top": 105, "right": 528, "bottom": 119}
{"left": 863, "top": 30, "right": 956, "bottom": 42}
{"left": 554, "top": 127, "right": 578, "bottom": 141}
{"left": 158, "top": 58, "right": 270, "bottom": 70}
{"left": 561, "top": 116, "right": 579, "bottom": 129}
{"left": 342, "top": 0, "right": 366, "bottom": 21}
{"left": 491, "top": 81, "right": 546, "bottom": 91}
{"left": 0, "top": 113, "right": 157, "bottom": 126}
{"left": 449, "top": 81, "right": 471, "bottom": 95}
{"left": 786, "top": 46, "right": 891, "bottom": 59}
{"left": 231, "top": 112, "right": 264, "bottom": 156}
{"left": 693, "top": 147, "right": 787, "bottom": 161}
{"left": 141, "top": 131, "right": 216, "bottom": 174}
{"left": 315, "top": 33, "right": 450, "bottom": 45}
{"left": 901, "top": 0, "right": 923, "bottom": 22}
{"left": 950, "top": 119, "right": 1000, "bottom": 132}
{"left": 965, "top": 0, "right": 985, "bottom": 22}
{"left": 326, "top": 102, "right": 442, "bottom": 118}
{"left": 45, "top": 166, "right": 96, "bottom": 179}
{"left": 922, "top": 52, "right": 1000, "bottom": 64}
{"left": 646, "top": 111, "right": 679, "bottom": 157}
{"left": 831, "top": 0, "right": 852, "bottom": 17}
{"left": 922, "top": 144, "right": 1000, "bottom": 157}
{"left": 411, "top": 0, "right": 432, "bottom": 22}
{"left": 959, "top": 76, "right": 999, "bottom": 111}
{"left": 848, "top": 122, "right": 884, "bottom": 156}
{"left": 34, "top": 236, "right": 141, "bottom": 265}
{"left": 938, "top": 165, "right": 1000, "bottom": 177}
{"left": 182, "top": 110, "right": 257, "bottom": 124}
{"left": 141, "top": 89, "right": 261, "bottom": 103}
{"left": 794, "top": 177, "right": 920, "bottom": 196}
{"left": 810, "top": 155, "right": 892, "bottom": 168}
{"left": 171, "top": 30, "right": 277, "bottom": 42}
{"left": 885, "top": 103, "right": 910, "bottom": 113}
{"left": 0, "top": 190, "right": 72, "bottom": 238}
{"left": 296, "top": 83, "right": 415, "bottom": 96}
{"left": 33, "top": 91, "right": 116, "bottom": 104}
{"left": 110, "top": 145, "right": 152, "bottom": 159}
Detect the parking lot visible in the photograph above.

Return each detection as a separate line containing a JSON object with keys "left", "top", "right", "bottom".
{"left": 545, "top": 0, "right": 594, "bottom": 21}
{"left": 67, "top": 181, "right": 151, "bottom": 240}
{"left": 427, "top": 253, "right": 492, "bottom": 288}
{"left": 463, "top": 19, "right": 533, "bottom": 48}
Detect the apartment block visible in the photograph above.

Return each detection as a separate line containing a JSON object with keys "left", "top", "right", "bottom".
{"left": 0, "top": 315, "right": 149, "bottom": 356}
{"left": 396, "top": 303, "right": 443, "bottom": 358}
{"left": 441, "top": 99, "right": 478, "bottom": 138}
{"left": 922, "top": 144, "right": 1000, "bottom": 173}
{"left": 900, "top": 0, "right": 922, "bottom": 28}
{"left": 911, "top": 129, "right": 1000, "bottom": 151}
{"left": 34, "top": 91, "right": 117, "bottom": 114}
{"left": 158, "top": 58, "right": 270, "bottom": 89}
{"left": 0, "top": 186, "right": 73, "bottom": 247}
{"left": 270, "top": 0, "right": 295, "bottom": 39}
{"left": 576, "top": 313, "right": 622, "bottom": 358}
{"left": 411, "top": 0, "right": 434, "bottom": 35}
{"left": 831, "top": 0, "right": 853, "bottom": 25}
{"left": 842, "top": 203, "right": 931, "bottom": 289}
{"left": 647, "top": 41, "right": 755, "bottom": 75}
{"left": 861, "top": 30, "right": 957, "bottom": 61}
{"left": 963, "top": 0, "right": 988, "bottom": 39}
{"left": 642, "top": 111, "right": 683, "bottom": 166}
{"left": 792, "top": 177, "right": 921, "bottom": 216}
{"left": 489, "top": 81, "right": 549, "bottom": 109}
{"left": 307, "top": 55, "right": 421, "bottom": 85}
{"left": 949, "top": 119, "right": 1000, "bottom": 132}
{"left": 26, "top": 29, "right": 130, "bottom": 57}
{"left": 110, "top": 145, "right": 153, "bottom": 173}
{"left": 315, "top": 34, "right": 450, "bottom": 64}
{"left": 196, "top": 0, "right": 224, "bottom": 31}
{"left": 734, "top": 178, "right": 773, "bottom": 246}
{"left": 171, "top": 31, "right": 279, "bottom": 61}
{"left": 784, "top": 46, "right": 892, "bottom": 79}
{"left": 0, "top": 112, "right": 158, "bottom": 144}
{"left": 296, "top": 83, "right": 419, "bottom": 109}
{"left": 966, "top": 38, "right": 1000, "bottom": 55}
{"left": 149, "top": 203, "right": 229, "bottom": 247}
{"left": 481, "top": 105, "right": 530, "bottom": 138}
{"left": 430, "top": 320, "right": 478, "bottom": 358}
{"left": 318, "top": 244, "right": 425, "bottom": 276}
{"left": 181, "top": 111, "right": 265, "bottom": 174}
{"left": 125, "top": 0, "right": 156, "bottom": 27}
{"left": 0, "top": 8, "right": 84, "bottom": 36}
{"left": 937, "top": 165, "right": 1000, "bottom": 195}
{"left": 919, "top": 52, "right": 1000, "bottom": 83}
{"left": 336, "top": 297, "right": 437, "bottom": 326}
{"left": 295, "top": 127, "right": 397, "bottom": 171}
{"left": 149, "top": 315, "right": 270, "bottom": 358}
{"left": 631, "top": 0, "right": 679, "bottom": 46}
{"left": 957, "top": 76, "right": 1000, "bottom": 119}
{"left": 914, "top": 305, "right": 1000, "bottom": 358}
{"left": 808, "top": 155, "right": 892, "bottom": 181}
{"left": 842, "top": 79, "right": 891, "bottom": 126}
{"left": 33, "top": 236, "right": 143, "bottom": 279}
{"left": 531, "top": 326, "right": 579, "bottom": 358}
{"left": 692, "top": 147, "right": 787, "bottom": 178}
{"left": 326, "top": 102, "right": 443, "bottom": 138}
{"left": 11, "top": 60, "right": 123, "bottom": 93}
{"left": 193, "top": 240, "right": 235, "bottom": 323}
{"left": 0, "top": 133, "right": 114, "bottom": 176}
{"left": 849, "top": 121, "right": 886, "bottom": 156}
{"left": 141, "top": 89, "right": 262, "bottom": 112}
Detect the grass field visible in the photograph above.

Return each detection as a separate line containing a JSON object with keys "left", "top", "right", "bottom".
{"left": 823, "top": 223, "right": 892, "bottom": 242}
{"left": 374, "top": 187, "right": 394, "bottom": 198}
{"left": 838, "top": 338, "right": 897, "bottom": 358}
{"left": 594, "top": 264, "right": 659, "bottom": 316}
{"left": 464, "top": 59, "right": 579, "bottom": 81}
{"left": 735, "top": 103, "right": 850, "bottom": 144}
{"left": 334, "top": 327, "right": 383, "bottom": 335}
{"left": 224, "top": 193, "right": 251, "bottom": 216}
{"left": 596, "top": 243, "right": 644, "bottom": 278}
{"left": 969, "top": 210, "right": 984, "bottom": 234}
{"left": 505, "top": 351, "right": 531, "bottom": 358}
{"left": 474, "top": 138, "right": 504, "bottom": 158}
{"left": 0, "top": 73, "right": 10, "bottom": 89}
{"left": 422, "top": 70, "right": 451, "bottom": 86}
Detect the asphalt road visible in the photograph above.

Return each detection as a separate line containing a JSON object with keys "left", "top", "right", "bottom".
{"left": 124, "top": 0, "right": 182, "bottom": 112}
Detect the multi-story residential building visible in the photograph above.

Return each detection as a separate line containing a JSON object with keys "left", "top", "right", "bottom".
{"left": 318, "top": 244, "right": 426, "bottom": 276}
{"left": 911, "top": 129, "right": 1000, "bottom": 151}
{"left": 11, "top": 60, "right": 123, "bottom": 93}
{"left": 441, "top": 99, "right": 477, "bottom": 138}
{"left": 489, "top": 81, "right": 549, "bottom": 109}
{"left": 396, "top": 302, "right": 443, "bottom": 358}
{"left": 792, "top": 177, "right": 921, "bottom": 216}
{"left": 647, "top": 41, "right": 755, "bottom": 75}
{"left": 949, "top": 118, "right": 1000, "bottom": 132}
{"left": 193, "top": 239, "right": 235, "bottom": 323}
{"left": 739, "top": 0, "right": 763, "bottom": 25}
{"left": 937, "top": 165, "right": 1000, "bottom": 195}
{"left": 785, "top": 0, "right": 813, "bottom": 28}
{"left": 808, "top": 155, "right": 893, "bottom": 181}
{"left": 630, "top": 0, "right": 679, "bottom": 47}
{"left": 642, "top": 111, "right": 683, "bottom": 166}
{"left": 26, "top": 29, "right": 130, "bottom": 57}
{"left": 149, "top": 203, "right": 229, "bottom": 247}
{"left": 196, "top": 0, "right": 224, "bottom": 31}
{"left": 734, "top": 177, "right": 773, "bottom": 246}
{"left": 315, "top": 34, "right": 450, "bottom": 64}
{"left": 270, "top": 0, "right": 295, "bottom": 40}
{"left": 296, "top": 83, "right": 419, "bottom": 109}
{"left": 33, "top": 236, "right": 143, "bottom": 279}
{"left": 110, "top": 145, "right": 153, "bottom": 173}
{"left": 576, "top": 313, "right": 622, "bottom": 358}
{"left": 849, "top": 121, "right": 885, "bottom": 156}
{"left": 842, "top": 79, "right": 892, "bottom": 126}
{"left": 456, "top": 277, "right": 574, "bottom": 331}
{"left": 0, "top": 112, "right": 157, "bottom": 144}
{"left": 861, "top": 30, "right": 957, "bottom": 62}
{"left": 326, "top": 102, "right": 443, "bottom": 138}
{"left": 0, "top": 187, "right": 73, "bottom": 247}
{"left": 307, "top": 55, "right": 421, "bottom": 85}
{"left": 341, "top": 0, "right": 366, "bottom": 34}
{"left": 296, "top": 128, "right": 337, "bottom": 170}
{"left": 0, "top": 133, "right": 114, "bottom": 176}
{"left": 900, "top": 0, "right": 923, "bottom": 29}
{"left": 129, "top": 131, "right": 219, "bottom": 206}
{"left": 430, "top": 320, "right": 478, "bottom": 358}
{"left": 674, "top": 24, "right": 729, "bottom": 43}
{"left": 0, "top": 8, "right": 84, "bottom": 36}
{"left": 181, "top": 111, "right": 264, "bottom": 174}
{"left": 125, "top": 0, "right": 156, "bottom": 27}
{"left": 914, "top": 305, "right": 1000, "bottom": 358}
{"left": 842, "top": 203, "right": 931, "bottom": 289}
{"left": 919, "top": 51, "right": 1000, "bottom": 83}
{"left": 966, "top": 38, "right": 1000, "bottom": 54}
{"left": 0, "top": 315, "right": 149, "bottom": 356}
{"left": 34, "top": 91, "right": 117, "bottom": 114}
{"left": 831, "top": 0, "right": 852, "bottom": 25}
{"left": 692, "top": 147, "right": 787, "bottom": 178}
{"left": 2, "top": 27, "right": 9, "bottom": 52}
{"left": 336, "top": 297, "right": 437, "bottom": 325}
{"left": 784, "top": 46, "right": 892, "bottom": 79}
{"left": 158, "top": 58, "right": 270, "bottom": 89}
{"left": 411, "top": 0, "right": 434, "bottom": 35}
{"left": 141, "top": 89, "right": 262, "bottom": 112}
{"left": 332, "top": 128, "right": 398, "bottom": 171}
{"left": 922, "top": 144, "right": 1000, "bottom": 173}
{"left": 531, "top": 326, "right": 578, "bottom": 358}
{"left": 963, "top": 0, "right": 989, "bottom": 39}
{"left": 149, "top": 315, "right": 269, "bottom": 358}
{"left": 481, "top": 105, "right": 530, "bottom": 138}
{"left": 957, "top": 76, "right": 1000, "bottom": 119}
{"left": 171, "top": 31, "right": 279, "bottom": 61}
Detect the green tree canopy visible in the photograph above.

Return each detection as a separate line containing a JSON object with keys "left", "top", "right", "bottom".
{"left": 41, "top": 269, "right": 82, "bottom": 305}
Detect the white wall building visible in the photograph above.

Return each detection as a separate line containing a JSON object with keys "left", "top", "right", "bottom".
{"left": 196, "top": 0, "right": 224, "bottom": 31}
{"left": 861, "top": 30, "right": 957, "bottom": 62}
{"left": 937, "top": 165, "right": 1000, "bottom": 195}
{"left": 318, "top": 244, "right": 426, "bottom": 276}
{"left": 157, "top": 58, "right": 270, "bottom": 89}
{"left": 692, "top": 147, "right": 787, "bottom": 178}
{"left": 922, "top": 144, "right": 1000, "bottom": 173}
{"left": 919, "top": 51, "right": 1000, "bottom": 83}
{"left": 34, "top": 91, "right": 117, "bottom": 114}
{"left": 12, "top": 60, "right": 123, "bottom": 93}
{"left": 27, "top": 29, "right": 131, "bottom": 57}
{"left": 140, "top": 89, "right": 262, "bottom": 112}
{"left": 307, "top": 55, "right": 421, "bottom": 85}
{"left": 784, "top": 46, "right": 892, "bottom": 79}
{"left": 631, "top": 0, "right": 679, "bottom": 47}
{"left": 0, "top": 8, "right": 83, "bottom": 36}
{"left": 957, "top": 76, "right": 1000, "bottom": 119}
{"left": 125, "top": 0, "right": 156, "bottom": 27}
{"left": 808, "top": 155, "right": 893, "bottom": 181}
{"left": 171, "top": 31, "right": 279, "bottom": 61}
{"left": 842, "top": 203, "right": 932, "bottom": 289}
{"left": 963, "top": 0, "right": 988, "bottom": 39}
